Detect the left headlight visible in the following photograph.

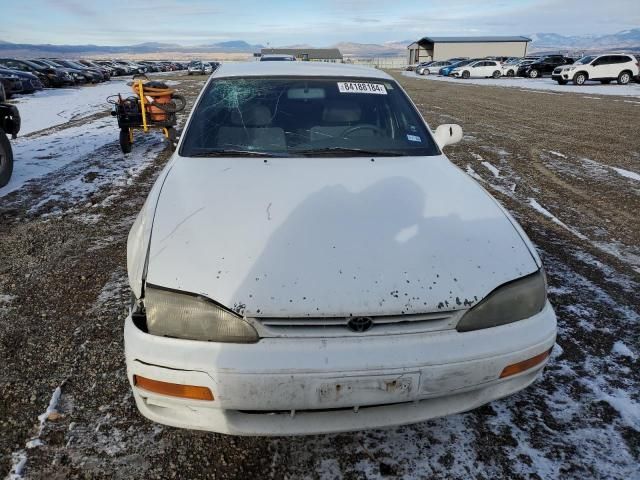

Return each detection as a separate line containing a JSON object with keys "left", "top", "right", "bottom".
{"left": 144, "top": 286, "right": 259, "bottom": 343}
{"left": 456, "top": 270, "right": 547, "bottom": 332}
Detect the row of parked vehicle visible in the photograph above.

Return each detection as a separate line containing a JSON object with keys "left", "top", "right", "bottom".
{"left": 410, "top": 54, "right": 640, "bottom": 85}
{"left": 0, "top": 58, "right": 189, "bottom": 98}
{"left": 187, "top": 60, "right": 221, "bottom": 75}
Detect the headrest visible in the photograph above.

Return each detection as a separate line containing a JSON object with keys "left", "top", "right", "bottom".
{"left": 231, "top": 104, "right": 272, "bottom": 126}
{"left": 322, "top": 101, "right": 361, "bottom": 123}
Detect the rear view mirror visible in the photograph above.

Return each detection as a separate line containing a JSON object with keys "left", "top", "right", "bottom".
{"left": 433, "top": 124, "right": 463, "bottom": 149}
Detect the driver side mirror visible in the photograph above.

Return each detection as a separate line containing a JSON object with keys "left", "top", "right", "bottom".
{"left": 433, "top": 124, "right": 463, "bottom": 149}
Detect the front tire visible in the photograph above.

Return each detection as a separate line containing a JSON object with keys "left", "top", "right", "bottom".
{"left": 618, "top": 71, "right": 631, "bottom": 85}
{"left": 507, "top": 70, "right": 514, "bottom": 77}
{"left": 529, "top": 69, "right": 539, "bottom": 78}
{"left": 0, "top": 130, "right": 14, "bottom": 188}
{"left": 492, "top": 70, "right": 501, "bottom": 79}
{"left": 462, "top": 70, "right": 470, "bottom": 79}
{"left": 573, "top": 73, "right": 587, "bottom": 85}
{"left": 119, "top": 128, "right": 132, "bottom": 154}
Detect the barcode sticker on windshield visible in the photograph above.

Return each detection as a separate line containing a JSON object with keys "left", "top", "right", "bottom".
{"left": 337, "top": 82, "right": 387, "bottom": 95}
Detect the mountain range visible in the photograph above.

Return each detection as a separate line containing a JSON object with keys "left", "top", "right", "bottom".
{"left": 0, "top": 29, "right": 638, "bottom": 58}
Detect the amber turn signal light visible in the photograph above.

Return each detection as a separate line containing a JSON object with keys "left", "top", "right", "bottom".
{"left": 500, "top": 349, "right": 552, "bottom": 379}
{"left": 134, "top": 375, "right": 214, "bottom": 401}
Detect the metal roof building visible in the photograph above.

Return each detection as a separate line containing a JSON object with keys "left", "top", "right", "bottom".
{"left": 408, "top": 36, "right": 531, "bottom": 64}
{"left": 260, "top": 48, "right": 343, "bottom": 62}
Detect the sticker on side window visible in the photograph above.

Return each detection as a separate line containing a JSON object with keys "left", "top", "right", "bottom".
{"left": 337, "top": 82, "right": 387, "bottom": 95}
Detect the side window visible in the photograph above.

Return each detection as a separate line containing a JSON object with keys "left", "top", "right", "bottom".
{"left": 594, "top": 56, "right": 609, "bottom": 66}
{"left": 487, "top": 61, "right": 496, "bottom": 67}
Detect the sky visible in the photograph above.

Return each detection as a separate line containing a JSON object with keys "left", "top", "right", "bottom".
{"left": 1, "top": 0, "right": 639, "bottom": 46}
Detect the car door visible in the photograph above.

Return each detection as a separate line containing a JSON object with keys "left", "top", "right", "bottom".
{"left": 484, "top": 61, "right": 498, "bottom": 77}
{"left": 590, "top": 56, "right": 610, "bottom": 79}
{"left": 470, "top": 61, "right": 485, "bottom": 77}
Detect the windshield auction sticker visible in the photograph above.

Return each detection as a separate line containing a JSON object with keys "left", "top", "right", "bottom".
{"left": 337, "top": 82, "right": 387, "bottom": 94}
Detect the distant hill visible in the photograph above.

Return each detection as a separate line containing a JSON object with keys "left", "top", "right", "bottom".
{"left": 529, "top": 28, "right": 640, "bottom": 52}
{"left": 203, "top": 40, "right": 264, "bottom": 51}
{"left": 0, "top": 29, "right": 637, "bottom": 59}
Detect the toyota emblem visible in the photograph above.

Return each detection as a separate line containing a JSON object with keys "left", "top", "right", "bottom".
{"left": 347, "top": 316, "right": 373, "bottom": 333}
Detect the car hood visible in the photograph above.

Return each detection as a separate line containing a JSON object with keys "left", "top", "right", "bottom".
{"left": 143, "top": 155, "right": 539, "bottom": 317}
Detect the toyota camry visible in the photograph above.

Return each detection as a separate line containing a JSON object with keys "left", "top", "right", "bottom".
{"left": 125, "top": 62, "right": 556, "bottom": 435}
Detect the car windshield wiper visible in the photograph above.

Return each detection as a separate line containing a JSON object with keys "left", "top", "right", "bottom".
{"left": 188, "top": 149, "right": 288, "bottom": 158}
{"left": 292, "top": 147, "right": 408, "bottom": 157}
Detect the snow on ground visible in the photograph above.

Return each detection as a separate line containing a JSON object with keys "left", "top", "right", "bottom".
{"left": 611, "top": 166, "right": 640, "bottom": 181}
{"left": 402, "top": 71, "right": 640, "bottom": 97}
{"left": 9, "top": 78, "right": 137, "bottom": 135}
{"left": 0, "top": 116, "right": 116, "bottom": 197}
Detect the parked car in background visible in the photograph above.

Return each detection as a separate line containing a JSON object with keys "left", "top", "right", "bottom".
{"left": 451, "top": 60, "right": 502, "bottom": 79}
{"left": 187, "top": 61, "right": 213, "bottom": 75}
{"left": 439, "top": 59, "right": 480, "bottom": 76}
{"left": 95, "top": 60, "right": 129, "bottom": 76}
{"left": 259, "top": 54, "right": 296, "bottom": 61}
{"left": 552, "top": 54, "right": 639, "bottom": 85}
{"left": 125, "top": 62, "right": 556, "bottom": 436}
{"left": 417, "top": 61, "right": 451, "bottom": 75}
{"left": 0, "top": 58, "right": 71, "bottom": 87}
{"left": 446, "top": 57, "right": 469, "bottom": 63}
{"left": 77, "top": 59, "right": 112, "bottom": 79}
{"left": 51, "top": 59, "right": 105, "bottom": 82}
{"left": 502, "top": 58, "right": 537, "bottom": 77}
{"left": 33, "top": 59, "right": 88, "bottom": 84}
{"left": 0, "top": 67, "right": 43, "bottom": 94}
{"left": 114, "top": 60, "right": 147, "bottom": 75}
{"left": 0, "top": 73, "right": 23, "bottom": 98}
{"left": 517, "top": 55, "right": 574, "bottom": 78}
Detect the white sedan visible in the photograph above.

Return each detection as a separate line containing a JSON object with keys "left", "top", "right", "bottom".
{"left": 125, "top": 62, "right": 556, "bottom": 436}
{"left": 451, "top": 60, "right": 503, "bottom": 79}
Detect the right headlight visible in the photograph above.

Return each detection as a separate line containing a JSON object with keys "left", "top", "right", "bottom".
{"left": 456, "top": 270, "right": 547, "bottom": 332}
{"left": 144, "top": 286, "right": 259, "bottom": 343}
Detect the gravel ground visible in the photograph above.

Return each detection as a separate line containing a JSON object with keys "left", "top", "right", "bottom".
{"left": 0, "top": 71, "right": 638, "bottom": 479}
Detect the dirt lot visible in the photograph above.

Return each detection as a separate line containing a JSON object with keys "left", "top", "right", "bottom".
{"left": 0, "top": 71, "right": 638, "bottom": 479}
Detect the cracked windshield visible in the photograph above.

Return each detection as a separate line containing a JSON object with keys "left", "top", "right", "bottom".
{"left": 180, "top": 77, "right": 439, "bottom": 156}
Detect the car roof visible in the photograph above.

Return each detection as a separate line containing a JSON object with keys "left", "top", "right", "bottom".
{"left": 211, "top": 61, "right": 394, "bottom": 80}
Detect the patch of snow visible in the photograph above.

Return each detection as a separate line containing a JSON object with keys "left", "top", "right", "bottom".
{"left": 0, "top": 116, "right": 117, "bottom": 197}
{"left": 9, "top": 79, "right": 132, "bottom": 135}
{"left": 612, "top": 341, "right": 637, "bottom": 360}
{"left": 7, "top": 450, "right": 27, "bottom": 479}
{"left": 481, "top": 161, "right": 500, "bottom": 177}
{"left": 548, "top": 151, "right": 567, "bottom": 158}
{"left": 611, "top": 166, "right": 640, "bottom": 181}
{"left": 465, "top": 164, "right": 484, "bottom": 181}
{"left": 37, "top": 386, "right": 62, "bottom": 435}
{"left": 528, "top": 198, "right": 587, "bottom": 240}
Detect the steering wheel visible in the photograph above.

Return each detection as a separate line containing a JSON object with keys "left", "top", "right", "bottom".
{"left": 341, "top": 125, "right": 386, "bottom": 138}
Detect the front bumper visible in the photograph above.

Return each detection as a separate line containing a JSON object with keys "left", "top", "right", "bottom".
{"left": 124, "top": 302, "right": 556, "bottom": 435}
{"left": 552, "top": 73, "right": 570, "bottom": 81}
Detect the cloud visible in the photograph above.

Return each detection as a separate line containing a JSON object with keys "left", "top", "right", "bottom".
{"left": 350, "top": 17, "right": 381, "bottom": 24}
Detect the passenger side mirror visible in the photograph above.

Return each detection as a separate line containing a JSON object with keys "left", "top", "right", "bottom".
{"left": 433, "top": 124, "right": 463, "bottom": 149}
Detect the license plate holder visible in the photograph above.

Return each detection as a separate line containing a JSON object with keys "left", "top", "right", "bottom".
{"left": 317, "top": 373, "right": 419, "bottom": 406}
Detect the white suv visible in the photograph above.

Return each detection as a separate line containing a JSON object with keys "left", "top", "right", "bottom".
{"left": 552, "top": 54, "right": 639, "bottom": 85}
{"left": 451, "top": 60, "right": 502, "bottom": 79}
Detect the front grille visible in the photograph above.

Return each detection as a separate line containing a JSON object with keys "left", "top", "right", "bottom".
{"left": 553, "top": 68, "right": 562, "bottom": 74}
{"left": 256, "top": 311, "right": 460, "bottom": 337}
